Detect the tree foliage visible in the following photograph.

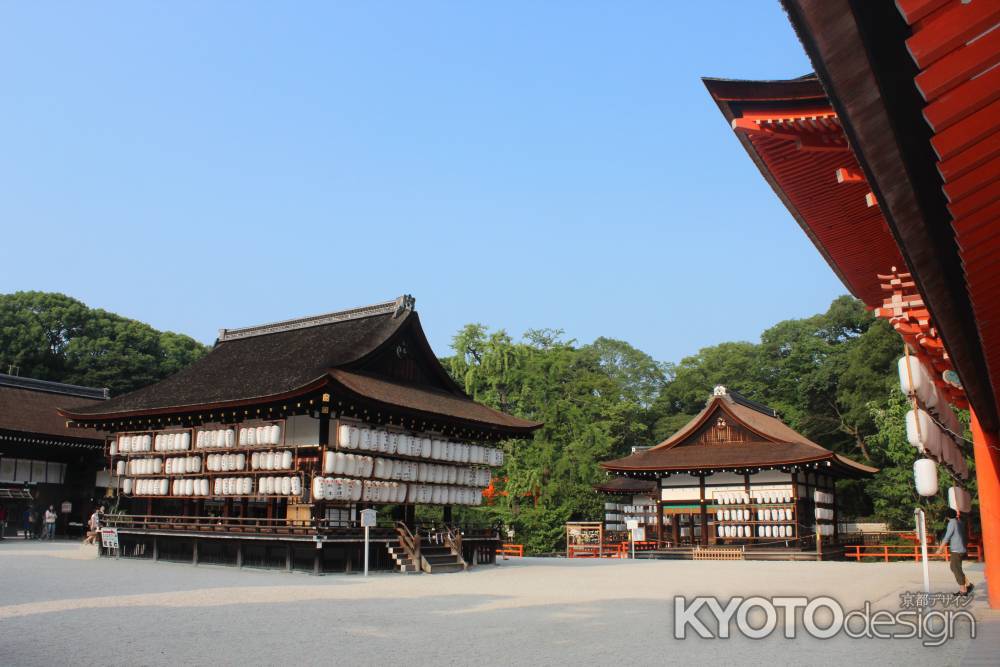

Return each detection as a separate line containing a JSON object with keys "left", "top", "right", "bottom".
{"left": 0, "top": 291, "right": 208, "bottom": 395}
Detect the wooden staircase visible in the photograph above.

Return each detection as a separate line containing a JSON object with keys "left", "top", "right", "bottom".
{"left": 391, "top": 522, "right": 468, "bottom": 574}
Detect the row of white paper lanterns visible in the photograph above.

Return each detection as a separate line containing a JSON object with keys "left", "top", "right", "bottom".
{"left": 311, "top": 476, "right": 484, "bottom": 505}
{"left": 905, "top": 408, "right": 969, "bottom": 478}
{"left": 337, "top": 425, "right": 503, "bottom": 466}
{"left": 816, "top": 524, "right": 835, "bottom": 537}
{"left": 196, "top": 425, "right": 284, "bottom": 449}
{"left": 813, "top": 490, "right": 834, "bottom": 504}
{"left": 717, "top": 508, "right": 794, "bottom": 522}
{"left": 321, "top": 452, "right": 492, "bottom": 487}
{"left": 717, "top": 524, "right": 794, "bottom": 538}
{"left": 122, "top": 478, "right": 169, "bottom": 495}
{"left": 120, "top": 476, "right": 302, "bottom": 497}
{"left": 119, "top": 457, "right": 204, "bottom": 476}
{"left": 715, "top": 492, "right": 792, "bottom": 505}
{"left": 206, "top": 451, "right": 296, "bottom": 471}
{"left": 898, "top": 357, "right": 961, "bottom": 432}
{"left": 114, "top": 434, "right": 153, "bottom": 453}
{"left": 816, "top": 508, "right": 835, "bottom": 520}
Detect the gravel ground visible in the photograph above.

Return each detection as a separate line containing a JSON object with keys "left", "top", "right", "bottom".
{"left": 0, "top": 540, "right": 994, "bottom": 666}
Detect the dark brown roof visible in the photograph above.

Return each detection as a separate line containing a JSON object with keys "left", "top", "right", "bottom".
{"left": 64, "top": 301, "right": 412, "bottom": 418}
{"left": 61, "top": 296, "right": 542, "bottom": 436}
{"left": 602, "top": 389, "right": 876, "bottom": 478}
{"left": 0, "top": 375, "right": 106, "bottom": 444}
{"left": 329, "top": 369, "right": 541, "bottom": 433}
{"left": 593, "top": 476, "right": 657, "bottom": 495}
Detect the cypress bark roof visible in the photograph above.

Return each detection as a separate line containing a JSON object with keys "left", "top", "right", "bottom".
{"left": 61, "top": 297, "right": 541, "bottom": 435}
{"left": 0, "top": 374, "right": 106, "bottom": 445}
{"left": 602, "top": 387, "right": 876, "bottom": 478}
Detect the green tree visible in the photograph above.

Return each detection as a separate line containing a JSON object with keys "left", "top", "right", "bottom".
{"left": 0, "top": 291, "right": 208, "bottom": 395}
{"left": 864, "top": 391, "right": 975, "bottom": 534}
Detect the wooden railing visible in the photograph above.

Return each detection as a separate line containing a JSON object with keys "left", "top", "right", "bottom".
{"left": 844, "top": 543, "right": 982, "bottom": 562}
{"left": 496, "top": 543, "right": 524, "bottom": 559}
{"left": 102, "top": 513, "right": 316, "bottom": 535}
{"left": 443, "top": 525, "right": 468, "bottom": 570}
{"left": 394, "top": 521, "right": 422, "bottom": 571}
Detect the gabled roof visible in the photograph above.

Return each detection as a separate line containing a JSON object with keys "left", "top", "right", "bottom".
{"left": 61, "top": 296, "right": 541, "bottom": 435}
{"left": 601, "top": 387, "right": 876, "bottom": 478}
{"left": 0, "top": 374, "right": 106, "bottom": 445}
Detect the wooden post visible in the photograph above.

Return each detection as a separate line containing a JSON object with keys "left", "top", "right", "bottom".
{"left": 153, "top": 536, "right": 159, "bottom": 561}
{"left": 236, "top": 542, "right": 243, "bottom": 568}
{"left": 971, "top": 409, "right": 1000, "bottom": 609}
{"left": 791, "top": 471, "right": 800, "bottom": 546}
{"left": 192, "top": 539, "right": 199, "bottom": 566}
{"left": 698, "top": 475, "right": 708, "bottom": 546}
{"left": 286, "top": 544, "right": 293, "bottom": 572}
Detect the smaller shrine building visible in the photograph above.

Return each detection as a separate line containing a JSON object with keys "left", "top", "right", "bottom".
{"left": 598, "top": 386, "right": 876, "bottom": 549}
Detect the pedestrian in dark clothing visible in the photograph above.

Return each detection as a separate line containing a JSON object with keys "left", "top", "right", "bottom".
{"left": 23, "top": 506, "right": 36, "bottom": 539}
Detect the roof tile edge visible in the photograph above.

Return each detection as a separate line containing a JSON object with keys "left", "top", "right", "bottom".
{"left": 0, "top": 373, "right": 109, "bottom": 400}
{"left": 218, "top": 295, "right": 416, "bottom": 342}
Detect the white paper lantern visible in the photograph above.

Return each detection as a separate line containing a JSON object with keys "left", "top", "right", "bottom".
{"left": 420, "top": 438, "right": 432, "bottom": 458}
{"left": 291, "top": 477, "right": 302, "bottom": 496}
{"left": 914, "top": 458, "right": 938, "bottom": 497}
{"left": 948, "top": 486, "right": 971, "bottom": 512}
{"left": 281, "top": 451, "right": 292, "bottom": 470}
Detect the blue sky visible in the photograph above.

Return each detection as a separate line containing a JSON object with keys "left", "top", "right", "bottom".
{"left": 1, "top": 2, "right": 845, "bottom": 364}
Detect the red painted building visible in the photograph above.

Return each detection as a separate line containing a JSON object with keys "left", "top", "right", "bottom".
{"left": 706, "top": 0, "right": 1000, "bottom": 606}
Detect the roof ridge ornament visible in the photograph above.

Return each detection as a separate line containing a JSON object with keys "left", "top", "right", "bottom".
{"left": 218, "top": 295, "right": 416, "bottom": 342}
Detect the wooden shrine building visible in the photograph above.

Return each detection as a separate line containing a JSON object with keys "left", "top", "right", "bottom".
{"left": 60, "top": 296, "right": 541, "bottom": 573}
{"left": 598, "top": 386, "right": 875, "bottom": 554}
{"left": 0, "top": 373, "right": 109, "bottom": 537}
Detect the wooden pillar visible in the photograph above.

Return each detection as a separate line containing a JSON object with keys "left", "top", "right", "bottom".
{"left": 192, "top": 539, "right": 199, "bottom": 566}
{"left": 286, "top": 544, "right": 293, "bottom": 572}
{"left": 315, "top": 410, "right": 332, "bottom": 530}
{"left": 443, "top": 505, "right": 453, "bottom": 524}
{"left": 791, "top": 471, "right": 800, "bottom": 545}
{"left": 656, "top": 475, "right": 664, "bottom": 546}
{"left": 698, "top": 475, "right": 708, "bottom": 546}
{"left": 152, "top": 536, "right": 159, "bottom": 561}
{"left": 971, "top": 409, "right": 1000, "bottom": 609}
{"left": 236, "top": 542, "right": 243, "bottom": 568}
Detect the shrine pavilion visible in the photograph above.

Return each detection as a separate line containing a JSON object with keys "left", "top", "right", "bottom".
{"left": 598, "top": 386, "right": 875, "bottom": 554}
{"left": 705, "top": 0, "right": 1000, "bottom": 605}
{"left": 60, "top": 296, "right": 541, "bottom": 573}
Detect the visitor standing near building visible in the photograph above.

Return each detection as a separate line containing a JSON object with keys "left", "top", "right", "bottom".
{"left": 0, "top": 503, "right": 7, "bottom": 539}
{"left": 937, "top": 508, "right": 973, "bottom": 596}
{"left": 84, "top": 506, "right": 102, "bottom": 545}
{"left": 22, "top": 506, "right": 36, "bottom": 539}
{"left": 42, "top": 505, "right": 57, "bottom": 540}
